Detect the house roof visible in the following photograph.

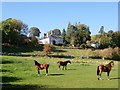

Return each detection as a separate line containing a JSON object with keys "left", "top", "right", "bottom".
{"left": 39, "top": 35, "right": 63, "bottom": 40}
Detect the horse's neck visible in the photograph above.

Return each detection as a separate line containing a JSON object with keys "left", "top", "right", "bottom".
{"left": 66, "top": 61, "right": 70, "bottom": 63}
{"left": 107, "top": 63, "right": 112, "bottom": 67}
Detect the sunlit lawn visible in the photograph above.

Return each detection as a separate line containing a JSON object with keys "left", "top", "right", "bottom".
{"left": 1, "top": 55, "right": 119, "bottom": 89}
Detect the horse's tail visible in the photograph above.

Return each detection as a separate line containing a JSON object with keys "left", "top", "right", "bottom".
{"left": 57, "top": 61, "right": 61, "bottom": 64}
{"left": 97, "top": 66, "right": 100, "bottom": 75}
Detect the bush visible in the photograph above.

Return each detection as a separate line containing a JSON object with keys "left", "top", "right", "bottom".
{"left": 92, "top": 50, "right": 102, "bottom": 59}
{"left": 113, "top": 47, "right": 120, "bottom": 60}
{"left": 43, "top": 44, "right": 55, "bottom": 55}
{"left": 80, "top": 43, "right": 86, "bottom": 49}
{"left": 101, "top": 47, "right": 120, "bottom": 60}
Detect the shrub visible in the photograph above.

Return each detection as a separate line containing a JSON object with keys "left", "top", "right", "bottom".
{"left": 113, "top": 47, "right": 120, "bottom": 60}
{"left": 80, "top": 43, "right": 86, "bottom": 49}
{"left": 43, "top": 44, "right": 55, "bottom": 55}
{"left": 92, "top": 50, "right": 102, "bottom": 59}
{"left": 101, "top": 47, "right": 120, "bottom": 60}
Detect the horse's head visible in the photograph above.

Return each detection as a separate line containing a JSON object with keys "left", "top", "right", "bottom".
{"left": 109, "top": 61, "right": 114, "bottom": 68}
{"left": 34, "top": 60, "right": 40, "bottom": 66}
{"left": 67, "top": 60, "right": 71, "bottom": 64}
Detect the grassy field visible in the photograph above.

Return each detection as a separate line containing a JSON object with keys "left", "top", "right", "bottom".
{"left": 21, "top": 48, "right": 90, "bottom": 58}
{"left": 1, "top": 49, "right": 120, "bottom": 89}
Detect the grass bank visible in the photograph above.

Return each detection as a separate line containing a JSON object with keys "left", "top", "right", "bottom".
{"left": 1, "top": 55, "right": 119, "bottom": 88}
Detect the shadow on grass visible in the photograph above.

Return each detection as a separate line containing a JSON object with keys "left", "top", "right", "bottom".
{"left": 53, "top": 50, "right": 66, "bottom": 53}
{"left": 1, "top": 76, "right": 47, "bottom": 89}
{"left": 2, "top": 60, "right": 14, "bottom": 64}
{"left": 49, "top": 74, "right": 64, "bottom": 76}
{"left": 2, "top": 44, "right": 43, "bottom": 53}
{"left": 111, "top": 77, "right": 120, "bottom": 80}
{"left": 2, "top": 76, "right": 21, "bottom": 83}
{"left": 1, "top": 84, "right": 46, "bottom": 89}
{"left": 1, "top": 69, "right": 12, "bottom": 73}
{"left": 67, "top": 69, "right": 76, "bottom": 70}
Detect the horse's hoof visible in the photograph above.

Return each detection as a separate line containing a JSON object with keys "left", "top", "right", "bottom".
{"left": 38, "top": 74, "right": 40, "bottom": 76}
{"left": 98, "top": 78, "right": 99, "bottom": 80}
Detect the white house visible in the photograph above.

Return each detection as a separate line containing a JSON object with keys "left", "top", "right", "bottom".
{"left": 91, "top": 42, "right": 100, "bottom": 48}
{"left": 38, "top": 35, "right": 63, "bottom": 45}
{"left": 39, "top": 29, "right": 63, "bottom": 45}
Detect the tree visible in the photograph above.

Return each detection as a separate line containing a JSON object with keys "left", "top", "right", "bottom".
{"left": 107, "top": 30, "right": 113, "bottom": 37}
{"left": 99, "top": 26, "right": 105, "bottom": 36}
{"left": 1, "top": 18, "right": 28, "bottom": 45}
{"left": 29, "top": 27, "right": 41, "bottom": 37}
{"left": 111, "top": 31, "right": 120, "bottom": 48}
{"left": 66, "top": 22, "right": 91, "bottom": 47}
{"left": 50, "top": 29, "right": 61, "bottom": 35}
{"left": 43, "top": 44, "right": 54, "bottom": 55}
{"left": 62, "top": 29, "right": 67, "bottom": 46}
{"left": 74, "top": 24, "right": 91, "bottom": 46}
{"left": 66, "top": 22, "right": 72, "bottom": 44}
{"left": 99, "top": 36, "right": 111, "bottom": 49}
{"left": 31, "top": 36, "right": 39, "bottom": 46}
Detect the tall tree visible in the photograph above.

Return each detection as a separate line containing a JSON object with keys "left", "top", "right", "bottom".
{"left": 99, "top": 26, "right": 105, "bottom": 35}
{"left": 66, "top": 22, "right": 72, "bottom": 44}
{"left": 29, "top": 27, "right": 41, "bottom": 37}
{"left": 66, "top": 22, "right": 91, "bottom": 47}
{"left": 62, "top": 29, "right": 67, "bottom": 46}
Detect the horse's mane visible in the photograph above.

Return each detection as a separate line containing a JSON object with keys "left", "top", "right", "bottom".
{"left": 65, "top": 60, "right": 71, "bottom": 63}
{"left": 34, "top": 60, "right": 40, "bottom": 66}
{"left": 107, "top": 61, "right": 114, "bottom": 66}
{"left": 108, "top": 61, "right": 114, "bottom": 64}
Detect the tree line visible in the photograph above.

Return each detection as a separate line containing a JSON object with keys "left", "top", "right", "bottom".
{"left": 89, "top": 26, "right": 120, "bottom": 49}
{"left": 0, "top": 18, "right": 120, "bottom": 53}
{"left": 0, "top": 18, "right": 42, "bottom": 53}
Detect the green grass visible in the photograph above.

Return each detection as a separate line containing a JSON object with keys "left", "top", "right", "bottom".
{"left": 21, "top": 48, "right": 88, "bottom": 57}
{"left": 1, "top": 55, "right": 119, "bottom": 89}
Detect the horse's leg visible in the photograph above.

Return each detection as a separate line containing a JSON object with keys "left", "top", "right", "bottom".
{"left": 99, "top": 70, "right": 102, "bottom": 80}
{"left": 38, "top": 69, "right": 40, "bottom": 76}
{"left": 58, "top": 65, "right": 60, "bottom": 70}
{"left": 65, "top": 66, "right": 67, "bottom": 70}
{"left": 46, "top": 69, "right": 48, "bottom": 76}
{"left": 62, "top": 66, "right": 64, "bottom": 70}
{"left": 97, "top": 66, "right": 100, "bottom": 80}
{"left": 107, "top": 71, "right": 110, "bottom": 80}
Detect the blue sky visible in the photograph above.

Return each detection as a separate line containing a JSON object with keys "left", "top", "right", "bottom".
{"left": 2, "top": 2, "right": 118, "bottom": 37}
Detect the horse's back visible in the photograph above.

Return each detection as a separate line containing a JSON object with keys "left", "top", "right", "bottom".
{"left": 41, "top": 64, "right": 49, "bottom": 69}
{"left": 98, "top": 65, "right": 111, "bottom": 72}
{"left": 98, "top": 65, "right": 104, "bottom": 70}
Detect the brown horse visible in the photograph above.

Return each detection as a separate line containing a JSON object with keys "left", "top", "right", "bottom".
{"left": 57, "top": 60, "right": 71, "bottom": 70}
{"left": 97, "top": 61, "right": 114, "bottom": 80}
{"left": 34, "top": 60, "right": 49, "bottom": 76}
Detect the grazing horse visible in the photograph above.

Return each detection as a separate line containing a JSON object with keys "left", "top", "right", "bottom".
{"left": 34, "top": 60, "right": 49, "bottom": 76}
{"left": 57, "top": 60, "right": 71, "bottom": 70}
{"left": 97, "top": 61, "right": 114, "bottom": 80}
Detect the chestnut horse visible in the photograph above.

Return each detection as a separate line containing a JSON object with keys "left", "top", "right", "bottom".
{"left": 57, "top": 60, "right": 71, "bottom": 70}
{"left": 97, "top": 61, "right": 114, "bottom": 80}
{"left": 34, "top": 60, "right": 49, "bottom": 76}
